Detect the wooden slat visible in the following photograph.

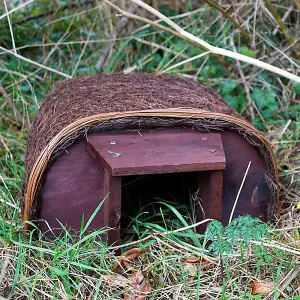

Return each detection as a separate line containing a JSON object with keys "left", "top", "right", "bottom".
{"left": 87, "top": 129, "right": 226, "bottom": 176}
{"left": 195, "top": 170, "right": 223, "bottom": 233}
{"left": 102, "top": 168, "right": 121, "bottom": 245}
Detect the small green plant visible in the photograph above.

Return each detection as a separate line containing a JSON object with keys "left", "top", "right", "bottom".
{"left": 205, "top": 215, "right": 271, "bottom": 256}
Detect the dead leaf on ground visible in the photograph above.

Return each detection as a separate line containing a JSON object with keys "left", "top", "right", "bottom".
{"left": 102, "top": 274, "right": 130, "bottom": 287}
{"left": 251, "top": 280, "right": 274, "bottom": 295}
{"left": 113, "top": 247, "right": 149, "bottom": 273}
{"left": 182, "top": 257, "right": 201, "bottom": 264}
{"left": 124, "top": 270, "right": 152, "bottom": 300}
{"left": 181, "top": 257, "right": 213, "bottom": 270}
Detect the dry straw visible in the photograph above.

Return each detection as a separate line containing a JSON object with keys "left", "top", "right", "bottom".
{"left": 104, "top": 0, "right": 300, "bottom": 83}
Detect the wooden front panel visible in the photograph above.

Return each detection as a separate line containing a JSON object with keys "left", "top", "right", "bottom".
{"left": 37, "top": 139, "right": 109, "bottom": 239}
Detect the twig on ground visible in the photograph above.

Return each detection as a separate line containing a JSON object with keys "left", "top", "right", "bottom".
{"left": 250, "top": 240, "right": 300, "bottom": 256}
{"left": 0, "top": 83, "right": 30, "bottom": 129}
{"left": 101, "top": 0, "right": 202, "bottom": 51}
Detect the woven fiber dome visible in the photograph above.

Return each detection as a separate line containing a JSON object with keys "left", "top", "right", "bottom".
{"left": 22, "top": 73, "right": 279, "bottom": 229}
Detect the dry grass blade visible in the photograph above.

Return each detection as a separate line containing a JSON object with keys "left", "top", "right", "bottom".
{"left": 0, "top": 238, "right": 9, "bottom": 286}
{"left": 228, "top": 161, "right": 251, "bottom": 224}
{"left": 0, "top": 46, "right": 72, "bottom": 79}
{"left": 230, "top": 36, "right": 256, "bottom": 121}
{"left": 294, "top": 0, "right": 300, "bottom": 10}
{"left": 160, "top": 51, "right": 210, "bottom": 74}
{"left": 0, "top": 83, "right": 29, "bottom": 129}
{"left": 203, "top": 0, "right": 250, "bottom": 40}
{"left": 264, "top": 0, "right": 299, "bottom": 59}
{"left": 128, "top": 0, "right": 300, "bottom": 83}
{"left": 95, "top": 2, "right": 139, "bottom": 70}
{"left": 4, "top": 0, "right": 16, "bottom": 54}
{"left": 279, "top": 267, "right": 300, "bottom": 292}
{"left": 0, "top": 0, "right": 34, "bottom": 21}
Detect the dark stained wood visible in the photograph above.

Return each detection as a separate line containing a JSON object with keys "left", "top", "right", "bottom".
{"left": 38, "top": 128, "right": 229, "bottom": 244}
{"left": 221, "top": 131, "right": 268, "bottom": 223}
{"left": 87, "top": 129, "right": 226, "bottom": 176}
{"left": 87, "top": 128, "right": 226, "bottom": 239}
{"left": 38, "top": 139, "right": 109, "bottom": 238}
{"left": 102, "top": 168, "right": 121, "bottom": 245}
{"left": 195, "top": 170, "right": 223, "bottom": 233}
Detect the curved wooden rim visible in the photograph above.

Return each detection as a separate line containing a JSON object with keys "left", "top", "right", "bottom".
{"left": 23, "top": 108, "right": 279, "bottom": 229}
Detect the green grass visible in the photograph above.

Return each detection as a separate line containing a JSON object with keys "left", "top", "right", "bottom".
{"left": 0, "top": 0, "right": 300, "bottom": 298}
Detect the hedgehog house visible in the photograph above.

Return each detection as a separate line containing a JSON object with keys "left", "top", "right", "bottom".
{"left": 22, "top": 73, "right": 279, "bottom": 244}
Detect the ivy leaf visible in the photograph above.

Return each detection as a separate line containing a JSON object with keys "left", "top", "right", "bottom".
{"left": 292, "top": 83, "right": 300, "bottom": 94}
{"left": 223, "top": 95, "right": 240, "bottom": 111}
{"left": 252, "top": 118, "right": 265, "bottom": 130}
{"left": 220, "top": 80, "right": 238, "bottom": 96}
{"left": 251, "top": 88, "right": 278, "bottom": 117}
{"left": 251, "top": 88, "right": 277, "bottom": 110}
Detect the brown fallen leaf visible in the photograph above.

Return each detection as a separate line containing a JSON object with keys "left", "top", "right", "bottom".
{"left": 251, "top": 280, "right": 274, "bottom": 295}
{"left": 102, "top": 274, "right": 130, "bottom": 287}
{"left": 181, "top": 257, "right": 213, "bottom": 270}
{"left": 113, "top": 248, "right": 149, "bottom": 273}
{"left": 124, "top": 270, "right": 152, "bottom": 300}
{"left": 182, "top": 257, "right": 201, "bottom": 264}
